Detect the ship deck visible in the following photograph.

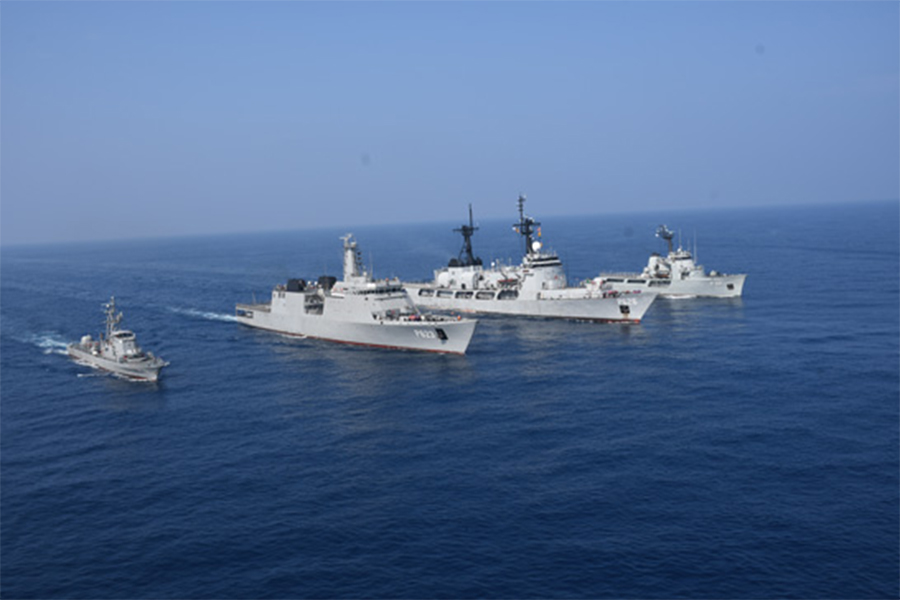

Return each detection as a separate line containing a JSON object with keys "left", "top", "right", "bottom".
{"left": 235, "top": 302, "right": 271, "bottom": 312}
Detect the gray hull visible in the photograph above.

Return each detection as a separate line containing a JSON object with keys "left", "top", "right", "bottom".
{"left": 236, "top": 303, "right": 476, "bottom": 354}
{"left": 67, "top": 344, "right": 166, "bottom": 381}
{"left": 237, "top": 234, "right": 477, "bottom": 355}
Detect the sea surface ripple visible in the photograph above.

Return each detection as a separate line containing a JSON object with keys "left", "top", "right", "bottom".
{"left": 2, "top": 202, "right": 897, "bottom": 598}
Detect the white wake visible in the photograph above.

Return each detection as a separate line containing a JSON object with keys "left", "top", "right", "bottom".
{"left": 24, "top": 333, "right": 70, "bottom": 355}
{"left": 168, "top": 307, "right": 238, "bottom": 323}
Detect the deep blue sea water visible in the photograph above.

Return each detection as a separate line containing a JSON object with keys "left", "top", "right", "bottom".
{"left": 2, "top": 201, "right": 898, "bottom": 599}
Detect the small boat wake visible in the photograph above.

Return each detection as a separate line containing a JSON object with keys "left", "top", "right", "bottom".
{"left": 168, "top": 307, "right": 238, "bottom": 323}
{"left": 21, "top": 332, "right": 69, "bottom": 355}
{"left": 76, "top": 371, "right": 106, "bottom": 379}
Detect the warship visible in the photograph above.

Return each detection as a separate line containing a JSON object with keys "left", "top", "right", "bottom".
{"left": 67, "top": 297, "right": 169, "bottom": 381}
{"left": 405, "top": 197, "right": 656, "bottom": 323}
{"left": 591, "top": 225, "right": 747, "bottom": 298}
{"left": 235, "top": 235, "right": 477, "bottom": 354}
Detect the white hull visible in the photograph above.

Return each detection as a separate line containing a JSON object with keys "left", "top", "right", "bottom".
{"left": 236, "top": 302, "right": 476, "bottom": 354}
{"left": 67, "top": 344, "right": 165, "bottom": 381}
{"left": 596, "top": 272, "right": 747, "bottom": 298}
{"left": 405, "top": 284, "right": 655, "bottom": 322}
{"left": 408, "top": 197, "right": 658, "bottom": 323}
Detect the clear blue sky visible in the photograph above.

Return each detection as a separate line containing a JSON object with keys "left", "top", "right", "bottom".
{"left": 2, "top": 1, "right": 897, "bottom": 245}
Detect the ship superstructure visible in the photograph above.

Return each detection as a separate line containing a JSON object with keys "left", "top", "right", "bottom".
{"left": 236, "top": 235, "right": 477, "bottom": 354}
{"left": 67, "top": 297, "right": 168, "bottom": 381}
{"left": 591, "top": 225, "right": 747, "bottom": 298}
{"left": 405, "top": 196, "right": 655, "bottom": 322}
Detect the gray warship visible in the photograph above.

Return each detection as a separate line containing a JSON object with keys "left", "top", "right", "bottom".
{"left": 405, "top": 196, "right": 656, "bottom": 322}
{"left": 236, "top": 234, "right": 478, "bottom": 354}
{"left": 67, "top": 297, "right": 169, "bottom": 381}
{"left": 591, "top": 225, "right": 747, "bottom": 298}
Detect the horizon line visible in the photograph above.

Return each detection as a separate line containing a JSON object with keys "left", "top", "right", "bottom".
{"left": 2, "top": 198, "right": 896, "bottom": 251}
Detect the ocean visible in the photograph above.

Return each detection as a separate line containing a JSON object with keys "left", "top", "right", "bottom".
{"left": 1, "top": 201, "right": 897, "bottom": 599}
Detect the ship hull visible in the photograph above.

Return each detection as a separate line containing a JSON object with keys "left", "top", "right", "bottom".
{"left": 235, "top": 303, "right": 476, "bottom": 355}
{"left": 405, "top": 284, "right": 655, "bottom": 322}
{"left": 67, "top": 344, "right": 165, "bottom": 381}
{"left": 597, "top": 273, "right": 746, "bottom": 298}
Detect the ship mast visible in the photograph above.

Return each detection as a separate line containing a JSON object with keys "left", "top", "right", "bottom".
{"left": 453, "top": 204, "right": 481, "bottom": 267}
{"left": 340, "top": 234, "right": 367, "bottom": 281}
{"left": 513, "top": 194, "right": 541, "bottom": 256}
{"left": 656, "top": 225, "right": 675, "bottom": 254}
{"left": 104, "top": 296, "right": 123, "bottom": 340}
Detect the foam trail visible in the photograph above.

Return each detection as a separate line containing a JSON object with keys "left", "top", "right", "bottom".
{"left": 168, "top": 307, "right": 238, "bottom": 323}
{"left": 24, "top": 333, "right": 70, "bottom": 355}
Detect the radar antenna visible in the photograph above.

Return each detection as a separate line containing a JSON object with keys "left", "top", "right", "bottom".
{"left": 513, "top": 194, "right": 541, "bottom": 256}
{"left": 656, "top": 225, "right": 675, "bottom": 254}
{"left": 103, "top": 296, "right": 123, "bottom": 340}
{"left": 452, "top": 204, "right": 482, "bottom": 267}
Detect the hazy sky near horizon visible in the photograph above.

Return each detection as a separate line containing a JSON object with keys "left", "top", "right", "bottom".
{"left": 2, "top": 1, "right": 898, "bottom": 245}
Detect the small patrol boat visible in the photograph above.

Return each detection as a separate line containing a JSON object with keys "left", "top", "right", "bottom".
{"left": 67, "top": 297, "right": 168, "bottom": 381}
{"left": 236, "top": 234, "right": 478, "bottom": 354}
{"left": 591, "top": 225, "right": 747, "bottom": 298}
{"left": 405, "top": 196, "right": 656, "bottom": 322}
